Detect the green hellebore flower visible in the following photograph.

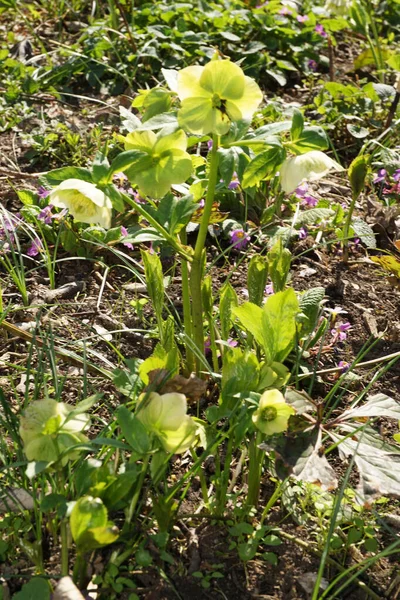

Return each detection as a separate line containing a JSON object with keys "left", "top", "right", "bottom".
{"left": 136, "top": 392, "right": 197, "bottom": 454}
{"left": 252, "top": 389, "right": 295, "bottom": 435}
{"left": 49, "top": 179, "right": 113, "bottom": 229}
{"left": 176, "top": 60, "right": 263, "bottom": 135}
{"left": 19, "top": 399, "right": 90, "bottom": 465}
{"left": 280, "top": 151, "right": 344, "bottom": 193}
{"left": 122, "top": 129, "right": 193, "bottom": 199}
{"left": 325, "top": 0, "right": 349, "bottom": 16}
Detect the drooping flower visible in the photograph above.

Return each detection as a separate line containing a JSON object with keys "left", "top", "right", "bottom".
{"left": 230, "top": 228, "right": 251, "bottom": 249}
{"left": 280, "top": 151, "right": 344, "bottom": 193}
{"left": 325, "top": 0, "right": 350, "bottom": 16}
{"left": 228, "top": 172, "right": 240, "bottom": 190}
{"left": 136, "top": 392, "right": 197, "bottom": 454}
{"left": 298, "top": 226, "right": 308, "bottom": 239}
{"left": 373, "top": 168, "right": 387, "bottom": 184}
{"left": 121, "top": 226, "right": 133, "bottom": 250}
{"left": 308, "top": 59, "right": 318, "bottom": 72}
{"left": 121, "top": 129, "right": 193, "bottom": 199}
{"left": 48, "top": 179, "right": 113, "bottom": 229}
{"left": 37, "top": 186, "right": 50, "bottom": 199}
{"left": 252, "top": 389, "right": 295, "bottom": 435}
{"left": 19, "top": 399, "right": 90, "bottom": 465}
{"left": 175, "top": 59, "right": 263, "bottom": 135}
{"left": 38, "top": 205, "right": 54, "bottom": 225}
{"left": 27, "top": 237, "right": 43, "bottom": 257}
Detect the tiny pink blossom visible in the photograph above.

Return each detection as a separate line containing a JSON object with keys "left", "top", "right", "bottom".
{"left": 297, "top": 14, "right": 309, "bottom": 22}
{"left": 315, "top": 24, "right": 328, "bottom": 37}
{"left": 121, "top": 226, "right": 134, "bottom": 250}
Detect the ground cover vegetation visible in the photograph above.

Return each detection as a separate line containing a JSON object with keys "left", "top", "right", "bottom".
{"left": 0, "top": 0, "right": 400, "bottom": 598}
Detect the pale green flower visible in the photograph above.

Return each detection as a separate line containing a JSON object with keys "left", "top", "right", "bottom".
{"left": 48, "top": 179, "right": 113, "bottom": 229}
{"left": 176, "top": 59, "right": 263, "bottom": 135}
{"left": 122, "top": 129, "right": 193, "bottom": 198}
{"left": 137, "top": 392, "right": 197, "bottom": 454}
{"left": 19, "top": 399, "right": 90, "bottom": 465}
{"left": 280, "top": 151, "right": 344, "bottom": 193}
{"left": 252, "top": 389, "right": 295, "bottom": 435}
{"left": 325, "top": 0, "right": 349, "bottom": 15}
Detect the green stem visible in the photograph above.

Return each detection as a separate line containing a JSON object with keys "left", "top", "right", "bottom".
{"left": 246, "top": 432, "right": 264, "bottom": 508}
{"left": 342, "top": 193, "right": 356, "bottom": 262}
{"left": 190, "top": 135, "right": 220, "bottom": 373}
{"left": 190, "top": 449, "right": 209, "bottom": 509}
{"left": 125, "top": 454, "right": 150, "bottom": 526}
{"left": 60, "top": 519, "right": 69, "bottom": 576}
{"left": 121, "top": 192, "right": 193, "bottom": 263}
{"left": 180, "top": 230, "right": 195, "bottom": 374}
{"left": 216, "top": 433, "right": 234, "bottom": 516}
{"left": 73, "top": 552, "right": 87, "bottom": 589}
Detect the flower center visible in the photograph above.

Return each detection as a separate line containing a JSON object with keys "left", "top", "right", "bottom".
{"left": 212, "top": 93, "right": 222, "bottom": 108}
{"left": 261, "top": 406, "right": 278, "bottom": 422}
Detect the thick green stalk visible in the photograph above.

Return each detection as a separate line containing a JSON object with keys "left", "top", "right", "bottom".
{"left": 180, "top": 230, "right": 195, "bottom": 374}
{"left": 190, "top": 135, "right": 220, "bottom": 373}
{"left": 246, "top": 431, "right": 264, "bottom": 508}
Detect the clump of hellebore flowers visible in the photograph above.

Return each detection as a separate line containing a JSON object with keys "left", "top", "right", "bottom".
{"left": 175, "top": 58, "right": 263, "bottom": 135}
{"left": 48, "top": 179, "right": 113, "bottom": 229}
{"left": 136, "top": 392, "right": 197, "bottom": 453}
{"left": 19, "top": 399, "right": 90, "bottom": 465}
{"left": 252, "top": 389, "right": 295, "bottom": 435}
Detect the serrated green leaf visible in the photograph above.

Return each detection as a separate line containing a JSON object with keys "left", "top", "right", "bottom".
{"left": 351, "top": 217, "right": 376, "bottom": 248}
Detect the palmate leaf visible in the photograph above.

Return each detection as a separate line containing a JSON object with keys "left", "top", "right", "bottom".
{"left": 340, "top": 393, "right": 400, "bottom": 421}
{"left": 332, "top": 424, "right": 400, "bottom": 502}
{"left": 261, "top": 427, "right": 338, "bottom": 491}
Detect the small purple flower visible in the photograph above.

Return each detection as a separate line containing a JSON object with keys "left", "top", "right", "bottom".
{"left": 302, "top": 195, "right": 318, "bottom": 207}
{"left": 315, "top": 24, "right": 328, "bottom": 38}
{"left": 230, "top": 228, "right": 251, "bottom": 250}
{"left": 393, "top": 169, "right": 400, "bottom": 182}
{"left": 228, "top": 172, "right": 240, "bottom": 190}
{"left": 121, "top": 226, "right": 133, "bottom": 250}
{"left": 308, "top": 59, "right": 318, "bottom": 72}
{"left": 297, "top": 14, "right": 309, "bottom": 22}
{"left": 207, "top": 140, "right": 213, "bottom": 152}
{"left": 204, "top": 337, "right": 211, "bottom": 354}
{"left": 298, "top": 226, "right": 308, "bottom": 239}
{"left": 338, "top": 360, "right": 350, "bottom": 373}
{"left": 265, "top": 283, "right": 274, "bottom": 296}
{"left": 373, "top": 168, "right": 387, "bottom": 184}
{"left": 27, "top": 237, "right": 43, "bottom": 257}
{"left": 332, "top": 321, "right": 351, "bottom": 342}
{"left": 295, "top": 183, "right": 308, "bottom": 198}
{"left": 227, "top": 338, "right": 238, "bottom": 348}
{"left": 38, "top": 204, "right": 54, "bottom": 225}
{"left": 279, "top": 6, "right": 292, "bottom": 15}
{"left": 37, "top": 186, "right": 50, "bottom": 199}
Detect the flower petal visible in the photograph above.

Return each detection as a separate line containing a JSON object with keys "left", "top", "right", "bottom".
{"left": 225, "top": 76, "right": 263, "bottom": 120}
{"left": 154, "top": 129, "right": 188, "bottom": 155}
{"left": 177, "top": 66, "right": 210, "bottom": 100}
{"left": 157, "top": 393, "right": 188, "bottom": 431}
{"left": 123, "top": 130, "right": 157, "bottom": 152}
{"left": 178, "top": 97, "right": 221, "bottom": 134}
{"left": 160, "top": 417, "right": 197, "bottom": 453}
{"left": 200, "top": 60, "right": 245, "bottom": 100}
